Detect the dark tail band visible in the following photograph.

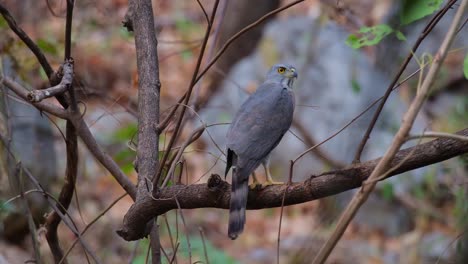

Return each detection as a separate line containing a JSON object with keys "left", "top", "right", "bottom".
{"left": 228, "top": 167, "right": 248, "bottom": 240}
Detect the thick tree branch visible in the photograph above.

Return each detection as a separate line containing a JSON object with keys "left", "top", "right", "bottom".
{"left": 130, "top": 0, "right": 161, "bottom": 201}
{"left": 127, "top": 0, "right": 162, "bottom": 262}
{"left": 117, "top": 128, "right": 468, "bottom": 241}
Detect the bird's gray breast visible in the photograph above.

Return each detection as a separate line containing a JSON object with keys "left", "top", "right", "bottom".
{"left": 226, "top": 82, "right": 295, "bottom": 162}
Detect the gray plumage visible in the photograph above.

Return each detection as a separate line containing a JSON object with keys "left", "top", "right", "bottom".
{"left": 225, "top": 63, "right": 297, "bottom": 239}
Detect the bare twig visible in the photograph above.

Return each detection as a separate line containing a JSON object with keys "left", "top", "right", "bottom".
{"left": 157, "top": 99, "right": 183, "bottom": 133}
{"left": 0, "top": 2, "right": 69, "bottom": 108}
{"left": 194, "top": 0, "right": 305, "bottom": 84}
{"left": 435, "top": 229, "right": 468, "bottom": 264}
{"left": 196, "top": 0, "right": 210, "bottom": 24}
{"left": 17, "top": 164, "right": 42, "bottom": 263}
{"left": 199, "top": 227, "right": 210, "bottom": 264}
{"left": 144, "top": 241, "right": 151, "bottom": 264}
{"left": 127, "top": 241, "right": 140, "bottom": 264}
{"left": 43, "top": 2, "right": 81, "bottom": 262}
{"left": 313, "top": 1, "right": 467, "bottom": 262}
{"left": 160, "top": 245, "right": 172, "bottom": 264}
{"left": 277, "top": 161, "right": 295, "bottom": 264}
{"left": 292, "top": 119, "right": 346, "bottom": 168}
{"left": 150, "top": 224, "right": 162, "bottom": 264}
{"left": 365, "top": 132, "right": 425, "bottom": 185}
{"left": 293, "top": 62, "right": 431, "bottom": 163}
{"left": 352, "top": 0, "right": 458, "bottom": 163}
{"left": 116, "top": 128, "right": 468, "bottom": 241}
{"left": 0, "top": 134, "right": 101, "bottom": 263}
{"left": 1, "top": 77, "right": 69, "bottom": 119}
{"left": 175, "top": 198, "right": 192, "bottom": 264}
{"left": 71, "top": 116, "right": 137, "bottom": 198}
{"left": 406, "top": 131, "right": 468, "bottom": 142}
{"left": 169, "top": 243, "right": 180, "bottom": 264}
{"left": 64, "top": 0, "right": 74, "bottom": 60}
{"left": 28, "top": 59, "right": 74, "bottom": 102}
{"left": 45, "top": 110, "right": 78, "bottom": 264}
{"left": 455, "top": 17, "right": 468, "bottom": 34}
{"left": 192, "top": 0, "right": 229, "bottom": 109}
{"left": 162, "top": 126, "right": 205, "bottom": 187}
{"left": 3, "top": 76, "right": 137, "bottom": 199}
{"left": 395, "top": 193, "right": 456, "bottom": 226}
{"left": 3, "top": 189, "right": 43, "bottom": 205}
{"left": 163, "top": 215, "right": 178, "bottom": 264}
{"left": 59, "top": 193, "right": 128, "bottom": 264}
{"left": 0, "top": 3, "right": 54, "bottom": 77}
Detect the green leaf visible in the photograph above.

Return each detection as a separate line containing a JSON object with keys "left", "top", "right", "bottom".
{"left": 132, "top": 239, "right": 150, "bottom": 264}
{"left": 381, "top": 182, "right": 394, "bottom": 201}
{"left": 39, "top": 67, "right": 48, "bottom": 81}
{"left": 179, "top": 235, "right": 238, "bottom": 264}
{"left": 400, "top": 0, "right": 443, "bottom": 25}
{"left": 0, "top": 16, "right": 7, "bottom": 28}
{"left": 113, "top": 123, "right": 138, "bottom": 141}
{"left": 37, "top": 38, "right": 58, "bottom": 55}
{"left": 346, "top": 24, "right": 393, "bottom": 49}
{"left": 181, "top": 49, "right": 193, "bottom": 61}
{"left": 219, "top": 112, "right": 231, "bottom": 123}
{"left": 395, "top": 30, "right": 407, "bottom": 41}
{"left": 175, "top": 17, "right": 195, "bottom": 34}
{"left": 119, "top": 27, "right": 133, "bottom": 40}
{"left": 412, "top": 185, "right": 425, "bottom": 199}
{"left": 0, "top": 200, "right": 15, "bottom": 213}
{"left": 453, "top": 187, "right": 468, "bottom": 227}
{"left": 351, "top": 78, "right": 361, "bottom": 94}
{"left": 464, "top": 52, "right": 468, "bottom": 80}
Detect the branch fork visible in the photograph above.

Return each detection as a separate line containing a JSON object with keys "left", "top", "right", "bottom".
{"left": 28, "top": 59, "right": 74, "bottom": 103}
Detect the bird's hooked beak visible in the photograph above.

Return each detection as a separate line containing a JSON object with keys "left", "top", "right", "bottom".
{"left": 285, "top": 68, "right": 298, "bottom": 87}
{"left": 286, "top": 68, "right": 298, "bottom": 79}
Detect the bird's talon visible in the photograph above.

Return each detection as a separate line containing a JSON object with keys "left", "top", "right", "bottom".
{"left": 249, "top": 183, "right": 262, "bottom": 189}
{"left": 263, "top": 180, "right": 284, "bottom": 186}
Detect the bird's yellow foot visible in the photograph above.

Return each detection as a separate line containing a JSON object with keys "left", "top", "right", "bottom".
{"left": 250, "top": 173, "right": 261, "bottom": 189}
{"left": 263, "top": 180, "right": 284, "bottom": 186}
{"left": 249, "top": 182, "right": 262, "bottom": 189}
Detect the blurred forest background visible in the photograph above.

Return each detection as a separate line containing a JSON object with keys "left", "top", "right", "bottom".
{"left": 0, "top": 0, "right": 467, "bottom": 263}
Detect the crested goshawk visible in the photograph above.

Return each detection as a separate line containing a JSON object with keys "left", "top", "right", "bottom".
{"left": 225, "top": 63, "right": 297, "bottom": 239}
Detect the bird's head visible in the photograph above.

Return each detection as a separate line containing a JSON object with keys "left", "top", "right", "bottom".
{"left": 265, "top": 63, "right": 298, "bottom": 88}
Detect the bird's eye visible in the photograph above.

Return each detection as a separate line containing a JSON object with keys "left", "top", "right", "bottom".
{"left": 277, "top": 67, "right": 286, "bottom": 74}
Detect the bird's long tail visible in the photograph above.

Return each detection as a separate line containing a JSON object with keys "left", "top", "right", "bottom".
{"left": 228, "top": 166, "right": 248, "bottom": 240}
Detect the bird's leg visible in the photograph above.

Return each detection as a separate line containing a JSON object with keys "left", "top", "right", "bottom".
{"left": 262, "top": 159, "right": 283, "bottom": 186}
{"left": 249, "top": 172, "right": 261, "bottom": 189}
